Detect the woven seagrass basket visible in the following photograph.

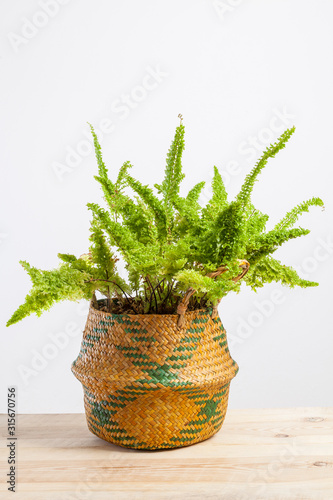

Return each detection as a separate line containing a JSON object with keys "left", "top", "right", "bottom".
{"left": 72, "top": 300, "right": 238, "bottom": 450}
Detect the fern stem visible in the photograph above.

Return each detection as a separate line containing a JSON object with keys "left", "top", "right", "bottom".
{"left": 145, "top": 276, "right": 158, "bottom": 313}
{"left": 84, "top": 278, "right": 132, "bottom": 304}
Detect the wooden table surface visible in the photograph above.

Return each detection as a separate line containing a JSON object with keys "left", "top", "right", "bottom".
{"left": 0, "top": 408, "right": 332, "bottom": 500}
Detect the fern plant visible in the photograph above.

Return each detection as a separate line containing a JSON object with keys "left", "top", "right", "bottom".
{"left": 7, "top": 116, "right": 323, "bottom": 326}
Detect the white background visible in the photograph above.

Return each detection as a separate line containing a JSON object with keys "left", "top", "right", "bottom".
{"left": 0, "top": 0, "right": 332, "bottom": 413}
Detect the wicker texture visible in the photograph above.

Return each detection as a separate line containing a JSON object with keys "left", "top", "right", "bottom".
{"left": 72, "top": 302, "right": 238, "bottom": 450}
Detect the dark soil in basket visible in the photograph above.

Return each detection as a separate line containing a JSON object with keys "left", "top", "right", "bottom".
{"left": 94, "top": 295, "right": 210, "bottom": 316}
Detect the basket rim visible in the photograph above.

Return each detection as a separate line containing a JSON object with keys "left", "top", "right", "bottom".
{"left": 90, "top": 299, "right": 214, "bottom": 320}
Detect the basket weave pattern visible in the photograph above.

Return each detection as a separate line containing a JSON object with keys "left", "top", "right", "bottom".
{"left": 72, "top": 302, "right": 238, "bottom": 449}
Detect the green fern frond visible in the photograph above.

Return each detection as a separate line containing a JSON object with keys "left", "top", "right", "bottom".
{"left": 116, "top": 160, "right": 132, "bottom": 188}
{"left": 89, "top": 218, "right": 117, "bottom": 273}
{"left": 155, "top": 122, "right": 186, "bottom": 237}
{"left": 245, "top": 206, "right": 269, "bottom": 242}
{"left": 202, "top": 166, "right": 228, "bottom": 222}
{"left": 236, "top": 127, "right": 295, "bottom": 208}
{"left": 125, "top": 175, "right": 167, "bottom": 239}
{"left": 246, "top": 227, "right": 310, "bottom": 265}
{"left": 186, "top": 181, "right": 206, "bottom": 205}
{"left": 87, "top": 202, "right": 142, "bottom": 260}
{"left": 122, "top": 196, "right": 159, "bottom": 245}
{"left": 155, "top": 123, "right": 185, "bottom": 202}
{"left": 172, "top": 181, "right": 205, "bottom": 233}
{"left": 57, "top": 253, "right": 78, "bottom": 263}
{"left": 175, "top": 269, "right": 229, "bottom": 304}
{"left": 244, "top": 255, "right": 318, "bottom": 290}
{"left": 6, "top": 262, "right": 92, "bottom": 326}
{"left": 93, "top": 174, "right": 116, "bottom": 213}
{"left": 274, "top": 197, "right": 324, "bottom": 230}
{"left": 7, "top": 119, "right": 323, "bottom": 326}
{"left": 89, "top": 124, "right": 109, "bottom": 178}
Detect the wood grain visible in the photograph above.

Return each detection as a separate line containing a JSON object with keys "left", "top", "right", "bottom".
{"left": 0, "top": 408, "right": 332, "bottom": 499}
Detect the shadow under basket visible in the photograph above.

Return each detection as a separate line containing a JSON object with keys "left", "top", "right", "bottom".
{"left": 72, "top": 300, "right": 238, "bottom": 450}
